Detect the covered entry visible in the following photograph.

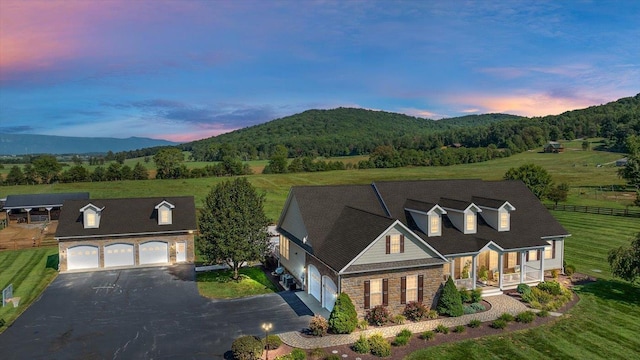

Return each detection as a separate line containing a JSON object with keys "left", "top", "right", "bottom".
{"left": 67, "top": 245, "right": 99, "bottom": 270}
{"left": 139, "top": 241, "right": 168, "bottom": 265}
{"left": 104, "top": 243, "right": 134, "bottom": 268}
{"left": 308, "top": 264, "right": 321, "bottom": 302}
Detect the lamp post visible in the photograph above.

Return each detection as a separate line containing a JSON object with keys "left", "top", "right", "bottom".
{"left": 262, "top": 322, "right": 273, "bottom": 360}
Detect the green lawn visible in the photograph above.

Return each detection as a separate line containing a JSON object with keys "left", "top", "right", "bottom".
{"left": 196, "top": 266, "right": 278, "bottom": 299}
{"left": 0, "top": 247, "right": 59, "bottom": 333}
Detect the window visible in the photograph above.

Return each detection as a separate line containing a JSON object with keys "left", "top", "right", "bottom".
{"left": 528, "top": 249, "right": 539, "bottom": 261}
{"left": 86, "top": 213, "right": 96, "bottom": 227}
{"left": 406, "top": 275, "right": 418, "bottom": 302}
{"left": 430, "top": 215, "right": 439, "bottom": 234}
{"left": 545, "top": 241, "right": 556, "bottom": 259}
{"left": 159, "top": 208, "right": 170, "bottom": 224}
{"left": 279, "top": 235, "right": 289, "bottom": 260}
{"left": 386, "top": 234, "right": 404, "bottom": 254}
{"left": 370, "top": 279, "right": 383, "bottom": 307}
{"left": 465, "top": 213, "right": 475, "bottom": 231}
{"left": 500, "top": 212, "right": 509, "bottom": 229}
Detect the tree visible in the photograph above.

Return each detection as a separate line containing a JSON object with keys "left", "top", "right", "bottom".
{"left": 32, "top": 155, "right": 62, "bottom": 184}
{"left": 328, "top": 293, "right": 358, "bottom": 334}
{"left": 582, "top": 140, "right": 590, "bottom": 151}
{"left": 547, "top": 183, "right": 570, "bottom": 206}
{"left": 619, "top": 154, "right": 640, "bottom": 189}
{"left": 197, "top": 178, "right": 269, "bottom": 280}
{"left": 132, "top": 162, "right": 149, "bottom": 180}
{"left": 504, "top": 163, "right": 553, "bottom": 199}
{"left": 23, "top": 164, "right": 38, "bottom": 185}
{"left": 105, "top": 162, "right": 122, "bottom": 181}
{"left": 262, "top": 145, "right": 288, "bottom": 174}
{"left": 154, "top": 148, "right": 184, "bottom": 179}
{"left": 6, "top": 165, "right": 25, "bottom": 185}
{"left": 436, "top": 277, "right": 464, "bottom": 317}
{"left": 608, "top": 233, "right": 640, "bottom": 284}
{"left": 63, "top": 165, "right": 89, "bottom": 183}
{"left": 71, "top": 155, "right": 83, "bottom": 165}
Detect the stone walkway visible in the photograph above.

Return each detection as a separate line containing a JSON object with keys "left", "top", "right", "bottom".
{"left": 279, "top": 295, "right": 531, "bottom": 349}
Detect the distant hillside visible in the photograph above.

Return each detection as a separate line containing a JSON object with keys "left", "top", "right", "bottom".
{"left": 182, "top": 108, "right": 525, "bottom": 160}
{"left": 0, "top": 134, "right": 178, "bottom": 155}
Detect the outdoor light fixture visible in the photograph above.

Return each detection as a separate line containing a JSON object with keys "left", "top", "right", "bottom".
{"left": 262, "top": 322, "right": 273, "bottom": 360}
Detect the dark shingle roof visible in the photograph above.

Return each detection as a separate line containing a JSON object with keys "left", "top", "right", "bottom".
{"left": 4, "top": 192, "right": 89, "bottom": 209}
{"left": 404, "top": 199, "right": 437, "bottom": 213}
{"left": 56, "top": 196, "right": 196, "bottom": 239}
{"left": 439, "top": 197, "right": 473, "bottom": 211}
{"left": 472, "top": 196, "right": 508, "bottom": 209}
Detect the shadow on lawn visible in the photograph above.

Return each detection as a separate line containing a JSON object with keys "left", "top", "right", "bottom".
{"left": 573, "top": 278, "right": 640, "bottom": 305}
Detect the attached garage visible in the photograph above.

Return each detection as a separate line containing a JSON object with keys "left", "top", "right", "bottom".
{"left": 322, "top": 276, "right": 337, "bottom": 312}
{"left": 67, "top": 245, "right": 99, "bottom": 270}
{"left": 139, "top": 241, "right": 169, "bottom": 265}
{"left": 308, "top": 264, "right": 321, "bottom": 302}
{"left": 104, "top": 243, "right": 134, "bottom": 268}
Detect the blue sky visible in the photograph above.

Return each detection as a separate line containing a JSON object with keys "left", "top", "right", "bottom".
{"left": 1, "top": 0, "right": 639, "bottom": 142}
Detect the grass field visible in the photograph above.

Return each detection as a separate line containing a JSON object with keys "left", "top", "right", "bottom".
{"left": 196, "top": 266, "right": 278, "bottom": 299}
{"left": 0, "top": 246, "right": 58, "bottom": 334}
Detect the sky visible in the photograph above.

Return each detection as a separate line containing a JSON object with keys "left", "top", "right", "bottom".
{"left": 1, "top": 1, "right": 639, "bottom": 143}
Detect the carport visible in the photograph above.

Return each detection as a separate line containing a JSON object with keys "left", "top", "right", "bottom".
{"left": 4, "top": 192, "right": 89, "bottom": 224}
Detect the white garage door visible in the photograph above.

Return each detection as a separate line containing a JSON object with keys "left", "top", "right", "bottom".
{"left": 104, "top": 243, "right": 134, "bottom": 268}
{"left": 308, "top": 265, "right": 321, "bottom": 302}
{"left": 139, "top": 241, "right": 169, "bottom": 265}
{"left": 67, "top": 245, "right": 99, "bottom": 270}
{"left": 322, "top": 276, "right": 337, "bottom": 312}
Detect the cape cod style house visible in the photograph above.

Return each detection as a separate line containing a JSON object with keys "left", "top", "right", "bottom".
{"left": 276, "top": 180, "right": 569, "bottom": 316}
{"left": 56, "top": 196, "right": 196, "bottom": 272}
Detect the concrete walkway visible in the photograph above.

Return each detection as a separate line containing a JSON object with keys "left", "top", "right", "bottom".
{"left": 279, "top": 295, "right": 531, "bottom": 349}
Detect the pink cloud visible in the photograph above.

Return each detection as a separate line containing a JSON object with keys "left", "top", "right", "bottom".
{"left": 399, "top": 108, "right": 441, "bottom": 119}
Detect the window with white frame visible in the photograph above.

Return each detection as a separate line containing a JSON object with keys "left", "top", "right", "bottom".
{"left": 370, "top": 279, "right": 383, "bottom": 307}
{"left": 528, "top": 249, "right": 539, "bottom": 261}
{"left": 279, "top": 235, "right": 289, "bottom": 260}
{"left": 545, "top": 241, "right": 555, "bottom": 259}
{"left": 500, "top": 212, "right": 509, "bottom": 229}
{"left": 406, "top": 275, "right": 418, "bottom": 302}
{"left": 86, "top": 212, "right": 96, "bottom": 227}
{"left": 430, "top": 215, "right": 440, "bottom": 234}
{"left": 389, "top": 234, "right": 401, "bottom": 254}
{"left": 465, "top": 213, "right": 475, "bottom": 231}
{"left": 159, "top": 207, "right": 170, "bottom": 224}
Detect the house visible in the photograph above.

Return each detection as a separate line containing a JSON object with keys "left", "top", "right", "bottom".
{"left": 276, "top": 180, "right": 569, "bottom": 316}
{"left": 3, "top": 192, "right": 89, "bottom": 224}
{"left": 55, "top": 196, "right": 196, "bottom": 272}
{"left": 543, "top": 142, "right": 564, "bottom": 153}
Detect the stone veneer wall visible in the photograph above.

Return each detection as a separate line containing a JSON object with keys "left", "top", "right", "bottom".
{"left": 340, "top": 265, "right": 444, "bottom": 318}
{"left": 58, "top": 233, "right": 195, "bottom": 271}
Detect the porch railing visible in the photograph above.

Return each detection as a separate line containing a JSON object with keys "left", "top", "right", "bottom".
{"left": 502, "top": 266, "right": 541, "bottom": 285}
{"left": 454, "top": 278, "right": 473, "bottom": 289}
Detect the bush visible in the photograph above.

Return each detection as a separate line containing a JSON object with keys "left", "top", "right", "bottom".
{"left": 459, "top": 288, "right": 472, "bottom": 303}
{"left": 435, "top": 324, "right": 449, "bottom": 334}
{"left": 421, "top": 330, "right": 435, "bottom": 340}
{"left": 398, "top": 329, "right": 412, "bottom": 338}
{"left": 394, "top": 314, "right": 406, "bottom": 324}
{"left": 231, "top": 335, "right": 263, "bottom": 360}
{"left": 365, "top": 305, "right": 391, "bottom": 326}
{"left": 357, "top": 319, "right": 368, "bottom": 330}
{"left": 324, "top": 355, "right": 340, "bottom": 360}
{"left": 437, "top": 277, "right": 464, "bottom": 317}
{"left": 308, "top": 315, "right": 328, "bottom": 337}
{"left": 565, "top": 264, "right": 576, "bottom": 276}
{"left": 470, "top": 302, "right": 486, "bottom": 312}
{"left": 290, "top": 349, "right": 306, "bottom": 360}
{"left": 498, "top": 312, "right": 515, "bottom": 322}
{"left": 463, "top": 304, "right": 477, "bottom": 314}
{"left": 516, "top": 283, "right": 531, "bottom": 296}
{"left": 453, "top": 325, "right": 465, "bottom": 333}
{"left": 537, "top": 281, "right": 563, "bottom": 296}
{"left": 471, "top": 288, "right": 483, "bottom": 303}
{"left": 264, "top": 334, "right": 282, "bottom": 350}
{"left": 368, "top": 334, "right": 391, "bottom": 357}
{"left": 403, "top": 301, "right": 428, "bottom": 321}
{"left": 392, "top": 334, "right": 410, "bottom": 346}
{"left": 537, "top": 310, "right": 550, "bottom": 317}
{"left": 551, "top": 269, "right": 560, "bottom": 279}
{"left": 352, "top": 334, "right": 370, "bottom": 354}
{"left": 426, "top": 310, "right": 438, "bottom": 319}
{"left": 309, "top": 348, "right": 326, "bottom": 360}
{"left": 516, "top": 311, "right": 536, "bottom": 323}
{"left": 328, "top": 293, "right": 358, "bottom": 334}
{"left": 468, "top": 319, "right": 481, "bottom": 328}
{"left": 491, "top": 319, "right": 508, "bottom": 329}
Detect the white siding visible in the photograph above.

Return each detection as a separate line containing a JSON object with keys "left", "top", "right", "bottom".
{"left": 280, "top": 196, "right": 309, "bottom": 244}
{"left": 279, "top": 240, "right": 306, "bottom": 283}
{"left": 351, "top": 226, "right": 437, "bottom": 266}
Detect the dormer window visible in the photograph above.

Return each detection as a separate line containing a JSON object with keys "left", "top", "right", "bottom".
{"left": 404, "top": 199, "right": 446, "bottom": 237}
{"left": 79, "top": 203, "right": 103, "bottom": 229}
{"left": 465, "top": 213, "right": 476, "bottom": 232}
{"left": 430, "top": 215, "right": 439, "bottom": 234}
{"left": 440, "top": 198, "right": 481, "bottom": 235}
{"left": 472, "top": 196, "right": 515, "bottom": 232}
{"left": 155, "top": 200, "right": 175, "bottom": 225}
{"left": 86, "top": 213, "right": 97, "bottom": 227}
{"left": 499, "top": 212, "right": 509, "bottom": 230}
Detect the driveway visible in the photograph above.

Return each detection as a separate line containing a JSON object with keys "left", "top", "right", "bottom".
{"left": 0, "top": 265, "right": 312, "bottom": 359}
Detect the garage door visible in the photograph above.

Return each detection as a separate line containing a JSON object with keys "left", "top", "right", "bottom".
{"left": 322, "top": 276, "right": 337, "bottom": 312}
{"left": 308, "top": 265, "right": 321, "bottom": 302}
{"left": 139, "top": 241, "right": 169, "bottom": 265}
{"left": 67, "top": 245, "right": 99, "bottom": 270}
{"left": 104, "top": 243, "right": 134, "bottom": 268}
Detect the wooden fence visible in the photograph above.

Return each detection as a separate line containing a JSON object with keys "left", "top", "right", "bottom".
{"left": 546, "top": 204, "right": 640, "bottom": 218}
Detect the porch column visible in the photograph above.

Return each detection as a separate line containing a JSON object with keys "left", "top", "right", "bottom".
{"left": 540, "top": 250, "right": 545, "bottom": 282}
{"left": 450, "top": 258, "right": 455, "bottom": 279}
{"left": 46, "top": 207, "right": 53, "bottom": 222}
{"left": 25, "top": 208, "right": 32, "bottom": 224}
{"left": 471, "top": 254, "right": 478, "bottom": 289}
{"left": 498, "top": 253, "right": 504, "bottom": 289}
{"left": 519, "top": 251, "right": 526, "bottom": 284}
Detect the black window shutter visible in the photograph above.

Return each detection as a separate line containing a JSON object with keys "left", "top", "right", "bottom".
{"left": 385, "top": 235, "right": 391, "bottom": 254}
{"left": 400, "top": 235, "right": 405, "bottom": 253}
{"left": 382, "top": 278, "right": 389, "bottom": 306}
{"left": 418, "top": 275, "right": 424, "bottom": 303}
{"left": 364, "top": 280, "right": 370, "bottom": 309}
{"left": 400, "top": 276, "right": 406, "bottom": 304}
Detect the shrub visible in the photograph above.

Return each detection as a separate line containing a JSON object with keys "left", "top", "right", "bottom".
{"left": 491, "top": 319, "right": 508, "bottom": 329}
{"left": 308, "top": 348, "right": 326, "bottom": 360}
{"left": 471, "top": 288, "right": 483, "bottom": 303}
{"left": 537, "top": 310, "right": 550, "bottom": 317}
{"left": 537, "top": 281, "right": 563, "bottom": 296}
{"left": 470, "top": 302, "right": 485, "bottom": 312}
{"left": 352, "top": 334, "right": 370, "bottom": 354}
{"left": 453, "top": 325, "right": 465, "bottom": 333}
{"left": 328, "top": 293, "right": 358, "bottom": 334}
{"left": 403, "top": 301, "right": 428, "bottom": 321}
{"left": 324, "top": 355, "right": 340, "bottom": 360}
{"left": 551, "top": 269, "right": 560, "bottom": 279}
{"left": 498, "top": 312, "right": 515, "bottom": 322}
{"left": 463, "top": 305, "right": 477, "bottom": 314}
{"left": 264, "top": 334, "right": 282, "bottom": 350}
{"left": 459, "top": 288, "right": 472, "bottom": 303}
{"left": 290, "top": 349, "right": 306, "bottom": 360}
{"left": 392, "top": 334, "right": 410, "bottom": 346}
{"left": 516, "top": 283, "right": 531, "bottom": 296}
{"left": 231, "top": 335, "right": 263, "bottom": 360}
{"left": 437, "top": 277, "right": 464, "bottom": 317}
{"left": 394, "top": 314, "right": 406, "bottom": 324}
{"left": 357, "top": 319, "right": 368, "bottom": 330}
{"left": 368, "top": 334, "right": 391, "bottom": 357}
{"left": 435, "top": 324, "right": 449, "bottom": 334}
{"left": 468, "top": 319, "right": 481, "bottom": 328}
{"left": 516, "top": 311, "right": 536, "bottom": 324}
{"left": 565, "top": 264, "right": 576, "bottom": 276}
{"left": 308, "top": 315, "right": 328, "bottom": 337}
{"left": 421, "top": 330, "right": 435, "bottom": 340}
{"left": 426, "top": 310, "right": 438, "bottom": 319}
{"left": 365, "top": 305, "right": 391, "bottom": 326}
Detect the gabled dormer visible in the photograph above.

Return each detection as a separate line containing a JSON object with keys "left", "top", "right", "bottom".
{"left": 404, "top": 199, "right": 447, "bottom": 237}
{"left": 155, "top": 200, "right": 175, "bottom": 225}
{"left": 472, "top": 196, "right": 515, "bottom": 232}
{"left": 439, "top": 198, "right": 481, "bottom": 234}
{"left": 79, "top": 203, "right": 104, "bottom": 229}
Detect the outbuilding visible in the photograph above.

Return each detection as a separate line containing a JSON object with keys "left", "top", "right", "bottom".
{"left": 4, "top": 192, "right": 89, "bottom": 223}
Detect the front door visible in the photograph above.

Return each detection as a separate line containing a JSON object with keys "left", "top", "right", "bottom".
{"left": 176, "top": 242, "right": 186, "bottom": 262}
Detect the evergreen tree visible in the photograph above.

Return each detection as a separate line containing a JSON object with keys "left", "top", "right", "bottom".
{"left": 328, "top": 293, "right": 358, "bottom": 334}
{"left": 436, "top": 277, "right": 464, "bottom": 317}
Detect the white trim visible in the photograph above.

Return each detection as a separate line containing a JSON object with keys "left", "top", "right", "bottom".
{"left": 55, "top": 229, "right": 195, "bottom": 240}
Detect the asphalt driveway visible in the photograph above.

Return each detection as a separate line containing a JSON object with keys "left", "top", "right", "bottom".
{"left": 0, "top": 265, "right": 312, "bottom": 359}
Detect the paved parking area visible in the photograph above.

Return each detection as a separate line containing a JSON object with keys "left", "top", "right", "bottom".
{"left": 0, "top": 265, "right": 311, "bottom": 359}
